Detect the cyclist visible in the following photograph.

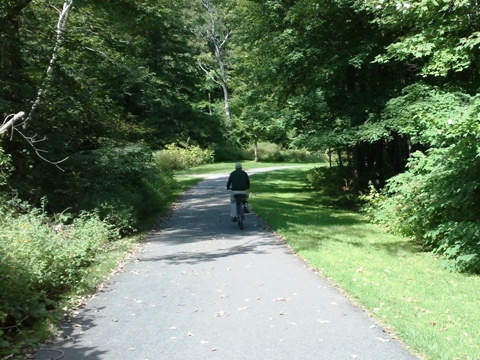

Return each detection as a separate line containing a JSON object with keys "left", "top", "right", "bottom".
{"left": 226, "top": 162, "right": 250, "bottom": 222}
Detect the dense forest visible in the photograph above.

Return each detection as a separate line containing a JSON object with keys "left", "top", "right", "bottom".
{"left": 1, "top": 0, "right": 480, "bottom": 349}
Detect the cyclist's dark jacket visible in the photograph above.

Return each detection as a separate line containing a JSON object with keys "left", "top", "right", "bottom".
{"left": 227, "top": 169, "right": 250, "bottom": 191}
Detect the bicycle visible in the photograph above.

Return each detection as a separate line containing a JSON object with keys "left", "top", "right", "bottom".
{"left": 233, "top": 194, "right": 247, "bottom": 230}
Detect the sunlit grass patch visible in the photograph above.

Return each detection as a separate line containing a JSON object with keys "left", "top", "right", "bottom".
{"left": 249, "top": 167, "right": 480, "bottom": 360}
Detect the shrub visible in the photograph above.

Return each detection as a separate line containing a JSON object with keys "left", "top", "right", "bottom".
{"left": 0, "top": 146, "right": 12, "bottom": 188}
{"left": 53, "top": 145, "right": 177, "bottom": 235}
{"left": 0, "top": 206, "right": 116, "bottom": 345}
{"left": 362, "top": 100, "right": 480, "bottom": 273}
{"left": 153, "top": 143, "right": 214, "bottom": 171}
{"left": 306, "top": 166, "right": 354, "bottom": 195}
{"left": 212, "top": 143, "right": 247, "bottom": 162}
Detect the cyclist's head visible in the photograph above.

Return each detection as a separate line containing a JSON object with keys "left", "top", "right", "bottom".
{"left": 235, "top": 162, "right": 242, "bottom": 169}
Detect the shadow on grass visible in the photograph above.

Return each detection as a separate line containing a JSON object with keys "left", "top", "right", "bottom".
{"left": 250, "top": 169, "right": 422, "bottom": 257}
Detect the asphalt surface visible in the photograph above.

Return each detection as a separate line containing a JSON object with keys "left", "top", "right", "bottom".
{"left": 33, "top": 170, "right": 420, "bottom": 360}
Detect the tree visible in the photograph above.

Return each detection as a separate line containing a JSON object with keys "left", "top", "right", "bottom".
{"left": 1, "top": 0, "right": 222, "bottom": 216}
{"left": 195, "top": 0, "right": 235, "bottom": 126}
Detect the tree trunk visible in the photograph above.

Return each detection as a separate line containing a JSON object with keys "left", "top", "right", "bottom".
{"left": 27, "top": 0, "right": 74, "bottom": 123}
{"left": 221, "top": 82, "right": 231, "bottom": 125}
{"left": 253, "top": 138, "right": 259, "bottom": 162}
{"left": 336, "top": 148, "right": 343, "bottom": 167}
{"left": 199, "top": 0, "right": 232, "bottom": 126}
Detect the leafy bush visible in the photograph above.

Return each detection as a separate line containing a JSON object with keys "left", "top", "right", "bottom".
{"left": 362, "top": 89, "right": 480, "bottom": 273}
{"left": 0, "top": 146, "right": 12, "bottom": 189}
{"left": 51, "top": 145, "right": 177, "bottom": 235}
{"left": 306, "top": 166, "right": 354, "bottom": 195}
{"left": 153, "top": 143, "right": 214, "bottom": 171}
{"left": 0, "top": 206, "right": 116, "bottom": 345}
{"left": 213, "top": 142, "right": 247, "bottom": 162}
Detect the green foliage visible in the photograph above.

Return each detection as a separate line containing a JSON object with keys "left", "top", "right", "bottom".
{"left": 0, "top": 206, "right": 116, "bottom": 346}
{"left": 249, "top": 142, "right": 325, "bottom": 163}
{"left": 0, "top": 145, "right": 12, "bottom": 189}
{"left": 306, "top": 166, "right": 354, "bottom": 196}
{"left": 1, "top": 0, "right": 220, "bottom": 233}
{"left": 64, "top": 145, "right": 177, "bottom": 235}
{"left": 153, "top": 143, "right": 214, "bottom": 171}
{"left": 212, "top": 142, "right": 247, "bottom": 162}
{"left": 362, "top": 0, "right": 480, "bottom": 80}
{"left": 363, "top": 100, "right": 480, "bottom": 272}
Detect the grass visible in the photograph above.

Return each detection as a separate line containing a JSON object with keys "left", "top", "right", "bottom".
{"left": 174, "top": 160, "right": 310, "bottom": 176}
{"left": 244, "top": 167, "right": 480, "bottom": 360}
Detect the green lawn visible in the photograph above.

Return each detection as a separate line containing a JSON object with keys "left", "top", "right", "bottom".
{"left": 246, "top": 166, "right": 480, "bottom": 360}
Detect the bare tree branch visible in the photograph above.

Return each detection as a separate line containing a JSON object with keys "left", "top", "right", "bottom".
{"left": 0, "top": 112, "right": 25, "bottom": 136}
{"left": 14, "top": 127, "right": 69, "bottom": 171}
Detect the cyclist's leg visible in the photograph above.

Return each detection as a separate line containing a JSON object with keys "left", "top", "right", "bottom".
{"left": 230, "top": 194, "right": 237, "bottom": 220}
{"left": 244, "top": 191, "right": 250, "bottom": 212}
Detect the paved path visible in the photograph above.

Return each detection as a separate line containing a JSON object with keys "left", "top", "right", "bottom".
{"left": 33, "top": 171, "right": 419, "bottom": 360}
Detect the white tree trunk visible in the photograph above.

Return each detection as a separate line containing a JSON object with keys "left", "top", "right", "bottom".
{"left": 199, "top": 0, "right": 232, "bottom": 126}
{"left": 26, "top": 0, "right": 74, "bottom": 123}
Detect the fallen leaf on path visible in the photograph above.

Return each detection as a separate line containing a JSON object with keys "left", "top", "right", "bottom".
{"left": 376, "top": 337, "right": 390, "bottom": 342}
{"left": 187, "top": 332, "right": 194, "bottom": 337}
{"left": 201, "top": 340, "right": 209, "bottom": 344}
{"left": 211, "top": 347, "right": 218, "bottom": 352}
{"left": 273, "top": 297, "right": 288, "bottom": 302}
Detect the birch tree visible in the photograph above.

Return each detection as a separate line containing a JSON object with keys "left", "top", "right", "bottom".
{"left": 197, "top": 0, "right": 233, "bottom": 126}
{"left": 1, "top": 1, "right": 73, "bottom": 167}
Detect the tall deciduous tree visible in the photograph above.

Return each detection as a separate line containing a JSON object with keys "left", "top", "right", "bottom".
{"left": 195, "top": 0, "right": 234, "bottom": 126}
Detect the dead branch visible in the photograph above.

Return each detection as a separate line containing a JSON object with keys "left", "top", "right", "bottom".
{"left": 0, "top": 112, "right": 25, "bottom": 136}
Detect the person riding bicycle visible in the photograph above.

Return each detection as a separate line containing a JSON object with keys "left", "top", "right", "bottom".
{"left": 226, "top": 162, "right": 250, "bottom": 222}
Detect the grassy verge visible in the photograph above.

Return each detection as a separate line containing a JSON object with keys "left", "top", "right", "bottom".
{"left": 247, "top": 167, "right": 480, "bottom": 360}
{"left": 174, "top": 160, "right": 308, "bottom": 176}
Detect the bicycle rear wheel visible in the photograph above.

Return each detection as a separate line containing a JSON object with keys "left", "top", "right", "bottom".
{"left": 236, "top": 201, "right": 244, "bottom": 230}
